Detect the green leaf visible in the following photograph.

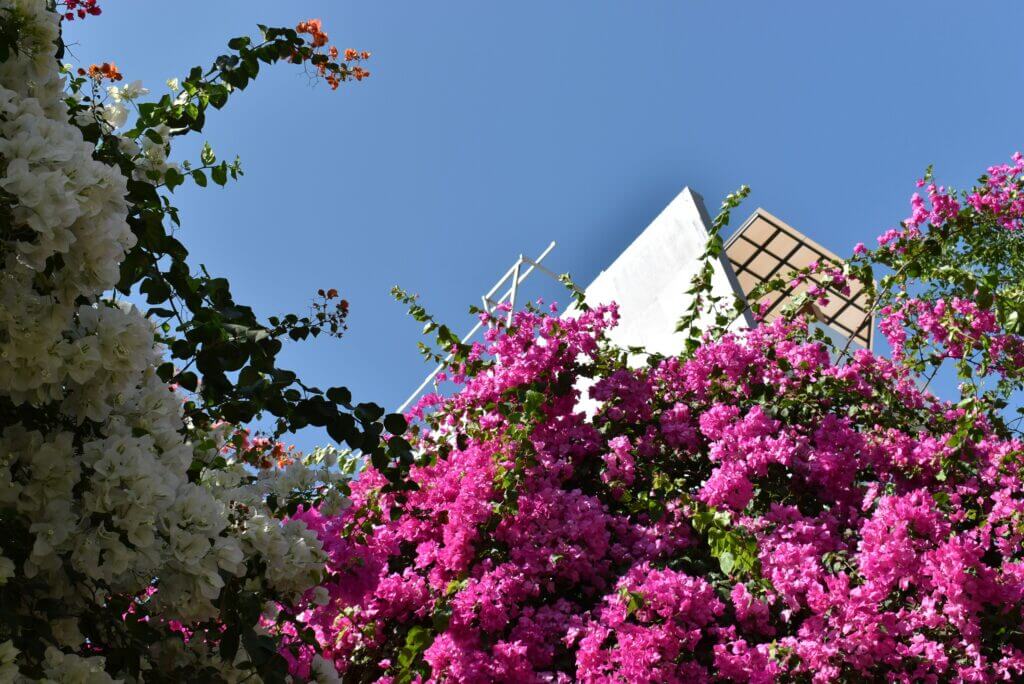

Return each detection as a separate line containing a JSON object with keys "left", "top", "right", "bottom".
{"left": 718, "top": 550, "right": 736, "bottom": 574}
{"left": 208, "top": 85, "right": 229, "bottom": 109}
{"left": 200, "top": 142, "right": 216, "bottom": 165}
{"left": 397, "top": 625, "right": 433, "bottom": 672}
{"left": 976, "top": 286, "right": 993, "bottom": 310}
{"left": 220, "top": 626, "right": 239, "bottom": 662}
{"left": 355, "top": 402, "right": 385, "bottom": 424}
{"left": 140, "top": 277, "right": 171, "bottom": 304}
{"left": 523, "top": 389, "right": 545, "bottom": 415}
{"left": 192, "top": 170, "right": 208, "bottom": 187}
{"left": 327, "top": 414, "right": 355, "bottom": 443}
{"left": 327, "top": 386, "right": 352, "bottom": 405}
{"left": 1005, "top": 309, "right": 1022, "bottom": 334}
{"left": 164, "top": 167, "right": 184, "bottom": 191}
{"left": 384, "top": 413, "right": 408, "bottom": 435}
{"left": 211, "top": 164, "right": 228, "bottom": 186}
{"left": 156, "top": 362, "right": 175, "bottom": 382}
{"left": 177, "top": 371, "right": 198, "bottom": 392}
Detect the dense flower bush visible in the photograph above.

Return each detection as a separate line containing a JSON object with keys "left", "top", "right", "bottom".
{"left": 284, "top": 157, "right": 1024, "bottom": 682}
{"left": 6, "top": 0, "right": 1024, "bottom": 681}
{"left": 0, "top": 2, "right": 395, "bottom": 681}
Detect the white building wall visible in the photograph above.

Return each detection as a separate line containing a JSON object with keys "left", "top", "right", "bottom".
{"left": 579, "top": 187, "right": 751, "bottom": 359}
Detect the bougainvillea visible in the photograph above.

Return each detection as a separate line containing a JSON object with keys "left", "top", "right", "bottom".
{"left": 283, "top": 155, "right": 1024, "bottom": 682}
{"left": 59, "top": 0, "right": 101, "bottom": 21}
{"left": 865, "top": 157, "right": 1024, "bottom": 403}
{"left": 0, "top": 2, "right": 395, "bottom": 681}
{"left": 7, "top": 0, "right": 1024, "bottom": 680}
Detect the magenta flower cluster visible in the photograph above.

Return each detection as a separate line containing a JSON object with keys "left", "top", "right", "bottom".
{"left": 872, "top": 154, "right": 1024, "bottom": 385}
{"left": 275, "top": 155, "right": 1024, "bottom": 681}
{"left": 277, "top": 297, "right": 1024, "bottom": 681}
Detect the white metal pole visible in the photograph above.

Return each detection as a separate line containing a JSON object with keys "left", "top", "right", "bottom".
{"left": 508, "top": 258, "right": 522, "bottom": 326}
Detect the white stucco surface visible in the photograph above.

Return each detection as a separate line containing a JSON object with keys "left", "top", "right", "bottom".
{"left": 578, "top": 187, "right": 750, "bottom": 359}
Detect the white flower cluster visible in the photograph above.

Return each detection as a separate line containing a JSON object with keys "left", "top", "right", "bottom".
{"left": 0, "top": 1, "right": 340, "bottom": 679}
{"left": 71, "top": 82, "right": 181, "bottom": 182}
{"left": 1, "top": 641, "right": 118, "bottom": 684}
{"left": 102, "top": 79, "right": 148, "bottom": 129}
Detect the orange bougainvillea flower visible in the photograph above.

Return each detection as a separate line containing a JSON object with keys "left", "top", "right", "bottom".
{"left": 343, "top": 48, "right": 373, "bottom": 62}
{"left": 296, "top": 18, "right": 329, "bottom": 47}
{"left": 78, "top": 62, "right": 123, "bottom": 82}
{"left": 293, "top": 19, "right": 372, "bottom": 89}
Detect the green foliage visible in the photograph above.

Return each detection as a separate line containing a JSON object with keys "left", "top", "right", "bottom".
{"left": 688, "top": 499, "right": 760, "bottom": 578}
{"left": 0, "top": 6, "right": 24, "bottom": 62}
{"left": 394, "top": 625, "right": 433, "bottom": 683}
{"left": 852, "top": 170, "right": 1024, "bottom": 436}
{"left": 392, "top": 285, "right": 482, "bottom": 375}
{"left": 0, "top": 16, "right": 408, "bottom": 681}
{"left": 675, "top": 185, "right": 751, "bottom": 351}
{"left": 62, "top": 26, "right": 414, "bottom": 484}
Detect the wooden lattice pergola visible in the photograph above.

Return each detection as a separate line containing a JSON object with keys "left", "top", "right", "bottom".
{"left": 725, "top": 209, "right": 874, "bottom": 349}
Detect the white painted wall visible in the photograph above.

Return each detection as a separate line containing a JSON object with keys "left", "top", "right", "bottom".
{"left": 578, "top": 187, "right": 750, "bottom": 360}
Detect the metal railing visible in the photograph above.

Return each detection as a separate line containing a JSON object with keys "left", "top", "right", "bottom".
{"left": 396, "top": 242, "right": 559, "bottom": 413}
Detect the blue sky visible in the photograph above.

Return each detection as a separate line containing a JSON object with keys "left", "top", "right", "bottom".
{"left": 69, "top": 1, "right": 1023, "bottom": 450}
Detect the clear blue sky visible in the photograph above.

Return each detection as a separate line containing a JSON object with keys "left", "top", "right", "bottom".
{"left": 69, "top": 2, "right": 1023, "bottom": 451}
